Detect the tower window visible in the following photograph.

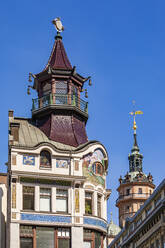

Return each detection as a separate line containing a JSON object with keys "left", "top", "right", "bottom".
{"left": 138, "top": 188, "right": 142, "bottom": 194}
{"left": 42, "top": 83, "right": 51, "bottom": 96}
{"left": 92, "top": 162, "right": 103, "bottom": 175}
{"left": 40, "top": 150, "right": 51, "bottom": 168}
{"left": 126, "top": 188, "right": 130, "bottom": 196}
{"left": 126, "top": 205, "right": 130, "bottom": 212}
{"left": 56, "top": 81, "right": 68, "bottom": 94}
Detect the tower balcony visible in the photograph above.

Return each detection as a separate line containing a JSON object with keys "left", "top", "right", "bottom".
{"left": 116, "top": 192, "right": 151, "bottom": 205}
{"left": 32, "top": 93, "right": 88, "bottom": 118}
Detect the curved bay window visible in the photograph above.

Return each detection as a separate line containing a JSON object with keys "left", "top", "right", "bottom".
{"left": 92, "top": 162, "right": 103, "bottom": 176}
{"left": 40, "top": 150, "right": 51, "bottom": 168}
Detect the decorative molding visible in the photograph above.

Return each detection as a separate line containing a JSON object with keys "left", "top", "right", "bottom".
{"left": 84, "top": 217, "right": 107, "bottom": 230}
{"left": 56, "top": 159, "right": 69, "bottom": 168}
{"left": 12, "top": 183, "right": 16, "bottom": 208}
{"left": 20, "top": 177, "right": 71, "bottom": 186}
{"left": 23, "top": 155, "right": 35, "bottom": 166}
{"left": 12, "top": 155, "right": 17, "bottom": 166}
{"left": 12, "top": 212, "right": 17, "bottom": 219}
{"left": 21, "top": 213, "right": 72, "bottom": 223}
{"left": 75, "top": 189, "right": 80, "bottom": 213}
{"left": 74, "top": 161, "right": 79, "bottom": 171}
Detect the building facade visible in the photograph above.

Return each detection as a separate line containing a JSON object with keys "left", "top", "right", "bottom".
{"left": 116, "top": 117, "right": 155, "bottom": 228}
{"left": 7, "top": 22, "right": 111, "bottom": 248}
{"left": 0, "top": 173, "right": 7, "bottom": 248}
{"left": 109, "top": 179, "right": 165, "bottom": 248}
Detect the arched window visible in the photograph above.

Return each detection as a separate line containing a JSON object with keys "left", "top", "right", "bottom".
{"left": 40, "top": 150, "right": 51, "bottom": 168}
{"left": 92, "top": 162, "right": 103, "bottom": 175}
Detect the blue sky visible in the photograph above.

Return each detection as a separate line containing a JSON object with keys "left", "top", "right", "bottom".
{"left": 1, "top": 0, "right": 165, "bottom": 224}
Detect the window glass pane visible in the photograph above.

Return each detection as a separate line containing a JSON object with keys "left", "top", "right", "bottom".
{"left": 40, "top": 197, "right": 50, "bottom": 211}
{"left": 95, "top": 232, "right": 101, "bottom": 248}
{"left": 58, "top": 239, "right": 70, "bottom": 248}
{"left": 40, "top": 188, "right": 51, "bottom": 211}
{"left": 36, "top": 227, "right": 54, "bottom": 248}
{"left": 85, "top": 193, "right": 92, "bottom": 215}
{"left": 56, "top": 198, "right": 67, "bottom": 212}
{"left": 20, "top": 238, "right": 33, "bottom": 248}
{"left": 23, "top": 186, "right": 34, "bottom": 210}
{"left": 83, "top": 241, "right": 92, "bottom": 248}
{"left": 56, "top": 189, "right": 68, "bottom": 197}
{"left": 20, "top": 225, "right": 33, "bottom": 237}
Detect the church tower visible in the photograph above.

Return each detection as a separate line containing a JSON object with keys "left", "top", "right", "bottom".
{"left": 116, "top": 108, "right": 155, "bottom": 228}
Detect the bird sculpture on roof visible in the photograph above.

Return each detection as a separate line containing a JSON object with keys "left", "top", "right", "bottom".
{"left": 52, "top": 17, "right": 64, "bottom": 32}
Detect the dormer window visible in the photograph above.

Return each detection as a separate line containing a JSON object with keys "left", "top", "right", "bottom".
{"left": 40, "top": 150, "right": 51, "bottom": 168}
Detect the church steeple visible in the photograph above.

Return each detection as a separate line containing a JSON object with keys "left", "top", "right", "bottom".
{"left": 116, "top": 104, "right": 155, "bottom": 228}
{"left": 128, "top": 107, "right": 143, "bottom": 172}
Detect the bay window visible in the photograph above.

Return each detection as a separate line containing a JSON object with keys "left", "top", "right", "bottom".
{"left": 40, "top": 188, "right": 51, "bottom": 212}
{"left": 56, "top": 189, "right": 68, "bottom": 212}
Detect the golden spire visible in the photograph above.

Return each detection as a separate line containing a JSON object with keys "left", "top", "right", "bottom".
{"left": 129, "top": 101, "right": 143, "bottom": 134}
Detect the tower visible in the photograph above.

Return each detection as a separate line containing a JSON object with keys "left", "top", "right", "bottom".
{"left": 116, "top": 107, "right": 155, "bottom": 228}
{"left": 7, "top": 19, "right": 111, "bottom": 248}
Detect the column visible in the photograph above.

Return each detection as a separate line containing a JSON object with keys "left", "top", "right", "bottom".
{"left": 71, "top": 226, "right": 83, "bottom": 248}
{"left": 52, "top": 187, "right": 56, "bottom": 213}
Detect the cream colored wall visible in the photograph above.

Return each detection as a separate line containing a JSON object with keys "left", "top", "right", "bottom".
{"left": 0, "top": 184, "right": 7, "bottom": 248}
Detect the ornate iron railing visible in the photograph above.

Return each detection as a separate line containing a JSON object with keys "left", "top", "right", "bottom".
{"left": 32, "top": 93, "right": 88, "bottom": 114}
{"left": 116, "top": 193, "right": 151, "bottom": 204}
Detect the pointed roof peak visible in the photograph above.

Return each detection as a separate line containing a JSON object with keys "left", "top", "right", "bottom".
{"left": 45, "top": 36, "right": 72, "bottom": 71}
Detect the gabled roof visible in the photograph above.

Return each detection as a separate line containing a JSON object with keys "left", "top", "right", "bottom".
{"left": 45, "top": 35, "right": 72, "bottom": 71}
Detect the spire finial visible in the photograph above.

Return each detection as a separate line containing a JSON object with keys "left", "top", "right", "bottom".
{"left": 129, "top": 101, "right": 143, "bottom": 135}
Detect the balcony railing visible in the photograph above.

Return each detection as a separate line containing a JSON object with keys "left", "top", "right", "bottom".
{"left": 116, "top": 193, "right": 151, "bottom": 204}
{"left": 32, "top": 93, "right": 88, "bottom": 115}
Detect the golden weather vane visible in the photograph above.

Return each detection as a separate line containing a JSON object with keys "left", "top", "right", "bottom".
{"left": 129, "top": 101, "right": 143, "bottom": 133}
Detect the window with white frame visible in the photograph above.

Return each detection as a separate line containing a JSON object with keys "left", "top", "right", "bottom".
{"left": 40, "top": 188, "right": 51, "bottom": 212}
{"left": 56, "top": 189, "right": 68, "bottom": 212}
